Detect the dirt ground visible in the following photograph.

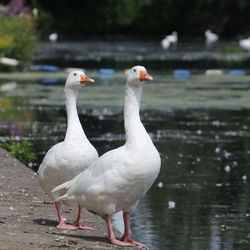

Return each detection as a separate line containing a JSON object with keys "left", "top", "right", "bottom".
{"left": 0, "top": 148, "right": 137, "bottom": 250}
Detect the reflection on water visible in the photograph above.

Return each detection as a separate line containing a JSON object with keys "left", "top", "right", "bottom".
{"left": 135, "top": 109, "right": 250, "bottom": 249}
{"left": 0, "top": 72, "right": 250, "bottom": 249}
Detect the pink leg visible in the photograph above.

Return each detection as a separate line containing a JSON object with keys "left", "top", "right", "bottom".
{"left": 121, "top": 212, "right": 148, "bottom": 249}
{"left": 73, "top": 205, "right": 94, "bottom": 230}
{"left": 55, "top": 201, "right": 77, "bottom": 230}
{"left": 105, "top": 214, "right": 133, "bottom": 247}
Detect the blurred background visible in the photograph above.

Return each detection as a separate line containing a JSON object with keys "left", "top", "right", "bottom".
{"left": 0, "top": 0, "right": 250, "bottom": 249}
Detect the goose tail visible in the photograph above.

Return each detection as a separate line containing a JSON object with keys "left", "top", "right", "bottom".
{"left": 52, "top": 180, "right": 73, "bottom": 206}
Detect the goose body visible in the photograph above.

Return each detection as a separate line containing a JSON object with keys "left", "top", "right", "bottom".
{"left": 166, "top": 31, "right": 178, "bottom": 43}
{"left": 49, "top": 33, "right": 58, "bottom": 42}
{"left": 38, "top": 137, "right": 97, "bottom": 198}
{"left": 239, "top": 37, "right": 250, "bottom": 51}
{"left": 53, "top": 66, "right": 161, "bottom": 247}
{"left": 161, "top": 37, "right": 171, "bottom": 49}
{"left": 38, "top": 71, "right": 99, "bottom": 230}
{"left": 161, "top": 31, "right": 178, "bottom": 49}
{"left": 205, "top": 30, "right": 219, "bottom": 44}
{"left": 54, "top": 134, "right": 160, "bottom": 215}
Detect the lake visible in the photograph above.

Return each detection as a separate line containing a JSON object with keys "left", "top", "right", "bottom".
{"left": 0, "top": 70, "right": 250, "bottom": 249}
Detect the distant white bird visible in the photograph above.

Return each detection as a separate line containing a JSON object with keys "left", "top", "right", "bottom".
{"left": 166, "top": 31, "right": 178, "bottom": 43}
{"left": 239, "top": 37, "right": 250, "bottom": 51}
{"left": 0, "top": 57, "right": 19, "bottom": 66}
{"left": 49, "top": 33, "right": 58, "bottom": 42}
{"left": 161, "top": 31, "right": 178, "bottom": 50}
{"left": 161, "top": 37, "right": 171, "bottom": 49}
{"left": 205, "top": 30, "right": 219, "bottom": 44}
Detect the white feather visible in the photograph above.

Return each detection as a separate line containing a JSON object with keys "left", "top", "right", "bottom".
{"left": 239, "top": 37, "right": 250, "bottom": 51}
{"left": 205, "top": 30, "right": 219, "bottom": 44}
{"left": 52, "top": 66, "right": 161, "bottom": 216}
{"left": 38, "top": 71, "right": 98, "bottom": 201}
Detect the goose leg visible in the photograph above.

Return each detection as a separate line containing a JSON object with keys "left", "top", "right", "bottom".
{"left": 73, "top": 205, "right": 94, "bottom": 230}
{"left": 105, "top": 214, "right": 133, "bottom": 247}
{"left": 55, "top": 201, "right": 77, "bottom": 230}
{"left": 121, "top": 212, "right": 148, "bottom": 249}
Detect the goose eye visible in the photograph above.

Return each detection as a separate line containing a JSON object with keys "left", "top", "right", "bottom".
{"left": 133, "top": 69, "right": 136, "bottom": 72}
{"left": 74, "top": 73, "right": 77, "bottom": 76}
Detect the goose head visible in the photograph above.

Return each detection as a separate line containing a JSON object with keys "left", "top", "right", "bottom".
{"left": 127, "top": 66, "right": 153, "bottom": 86}
{"left": 65, "top": 71, "right": 94, "bottom": 89}
{"left": 172, "top": 31, "right": 178, "bottom": 37}
{"left": 205, "top": 30, "right": 212, "bottom": 36}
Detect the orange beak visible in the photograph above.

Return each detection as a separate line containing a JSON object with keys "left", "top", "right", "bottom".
{"left": 80, "top": 74, "right": 94, "bottom": 84}
{"left": 139, "top": 70, "right": 153, "bottom": 82}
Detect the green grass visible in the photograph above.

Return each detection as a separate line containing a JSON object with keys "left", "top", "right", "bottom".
{"left": 0, "top": 137, "right": 36, "bottom": 165}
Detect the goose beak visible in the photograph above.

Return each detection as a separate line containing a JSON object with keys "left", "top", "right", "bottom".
{"left": 80, "top": 74, "right": 94, "bottom": 84}
{"left": 139, "top": 70, "right": 153, "bottom": 82}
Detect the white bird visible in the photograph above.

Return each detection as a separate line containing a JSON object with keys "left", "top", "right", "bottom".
{"left": 49, "top": 33, "right": 58, "bottom": 42}
{"left": 0, "top": 57, "right": 19, "bottom": 66}
{"left": 205, "top": 30, "right": 219, "bottom": 44}
{"left": 166, "top": 31, "right": 178, "bottom": 43}
{"left": 52, "top": 66, "right": 161, "bottom": 247}
{"left": 239, "top": 37, "right": 250, "bottom": 51}
{"left": 37, "top": 70, "right": 98, "bottom": 230}
{"left": 161, "top": 31, "right": 178, "bottom": 49}
{"left": 161, "top": 36, "right": 171, "bottom": 49}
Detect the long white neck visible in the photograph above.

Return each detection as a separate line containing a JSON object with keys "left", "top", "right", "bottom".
{"left": 124, "top": 82, "right": 150, "bottom": 148}
{"left": 64, "top": 87, "right": 87, "bottom": 142}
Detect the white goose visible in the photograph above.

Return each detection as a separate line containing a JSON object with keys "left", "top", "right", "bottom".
{"left": 49, "top": 33, "right": 58, "bottom": 43}
{"left": 38, "top": 70, "right": 99, "bottom": 230}
{"left": 239, "top": 37, "right": 250, "bottom": 51}
{"left": 166, "top": 31, "right": 178, "bottom": 43}
{"left": 52, "top": 66, "right": 161, "bottom": 247}
{"left": 161, "top": 37, "right": 171, "bottom": 50}
{"left": 205, "top": 30, "right": 219, "bottom": 44}
{"left": 161, "top": 31, "right": 178, "bottom": 50}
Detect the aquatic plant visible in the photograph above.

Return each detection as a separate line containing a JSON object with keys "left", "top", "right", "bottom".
{"left": 0, "top": 137, "right": 36, "bottom": 165}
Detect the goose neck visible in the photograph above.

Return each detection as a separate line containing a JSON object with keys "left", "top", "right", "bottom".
{"left": 64, "top": 87, "right": 86, "bottom": 142}
{"left": 124, "top": 83, "right": 142, "bottom": 117}
{"left": 124, "top": 83, "right": 147, "bottom": 146}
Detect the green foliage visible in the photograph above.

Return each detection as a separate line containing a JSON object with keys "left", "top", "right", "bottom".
{"left": 0, "top": 15, "right": 37, "bottom": 61}
{"left": 33, "top": 0, "right": 143, "bottom": 34}
{"left": 0, "top": 137, "right": 36, "bottom": 164}
{"left": 32, "top": 0, "right": 250, "bottom": 37}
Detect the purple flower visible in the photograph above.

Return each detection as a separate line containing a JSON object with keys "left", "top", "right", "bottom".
{"left": 2, "top": 0, "right": 31, "bottom": 16}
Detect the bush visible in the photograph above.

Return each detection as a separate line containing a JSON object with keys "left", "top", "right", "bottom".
{"left": 0, "top": 14, "right": 37, "bottom": 61}
{"left": 0, "top": 137, "right": 36, "bottom": 165}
